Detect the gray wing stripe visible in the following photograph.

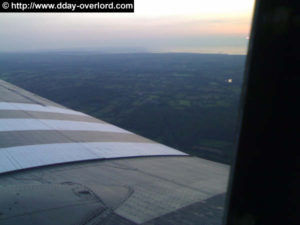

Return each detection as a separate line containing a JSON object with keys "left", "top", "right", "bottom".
{"left": 0, "top": 110, "right": 104, "bottom": 123}
{"left": 0, "top": 130, "right": 153, "bottom": 148}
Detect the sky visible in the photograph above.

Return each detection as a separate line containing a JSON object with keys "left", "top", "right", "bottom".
{"left": 0, "top": 0, "right": 255, "bottom": 54}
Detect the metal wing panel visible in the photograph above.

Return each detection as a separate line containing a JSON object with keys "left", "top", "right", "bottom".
{"left": 0, "top": 157, "right": 229, "bottom": 225}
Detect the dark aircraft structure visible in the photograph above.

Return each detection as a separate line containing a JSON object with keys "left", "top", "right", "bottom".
{"left": 224, "top": 0, "right": 299, "bottom": 225}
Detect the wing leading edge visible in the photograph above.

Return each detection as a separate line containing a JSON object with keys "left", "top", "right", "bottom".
{"left": 0, "top": 80, "right": 186, "bottom": 174}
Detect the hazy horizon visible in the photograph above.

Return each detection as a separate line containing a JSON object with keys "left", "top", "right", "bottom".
{"left": 0, "top": 48, "right": 248, "bottom": 55}
{"left": 0, "top": 0, "right": 255, "bottom": 54}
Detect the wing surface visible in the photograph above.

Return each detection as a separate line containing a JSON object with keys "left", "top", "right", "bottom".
{"left": 0, "top": 79, "right": 229, "bottom": 225}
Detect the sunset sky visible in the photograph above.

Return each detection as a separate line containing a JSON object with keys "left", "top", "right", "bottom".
{"left": 0, "top": 0, "right": 255, "bottom": 54}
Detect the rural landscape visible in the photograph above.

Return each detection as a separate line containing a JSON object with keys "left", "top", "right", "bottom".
{"left": 0, "top": 52, "right": 245, "bottom": 164}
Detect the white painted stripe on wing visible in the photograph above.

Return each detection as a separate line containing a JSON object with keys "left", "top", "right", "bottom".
{"left": 84, "top": 142, "right": 187, "bottom": 158}
{"left": 0, "top": 119, "right": 131, "bottom": 133}
{"left": 0, "top": 142, "right": 187, "bottom": 173}
{"left": 0, "top": 102, "right": 87, "bottom": 116}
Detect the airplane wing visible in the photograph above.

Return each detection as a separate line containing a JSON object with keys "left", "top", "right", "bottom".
{"left": 0, "top": 79, "right": 229, "bottom": 225}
